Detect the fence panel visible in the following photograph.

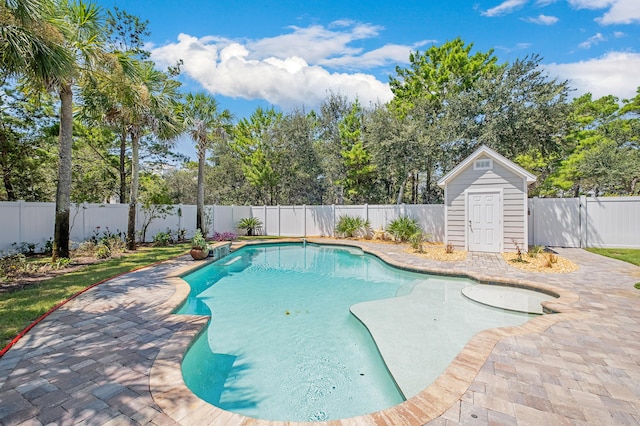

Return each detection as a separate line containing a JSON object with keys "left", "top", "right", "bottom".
{"left": 305, "top": 205, "right": 334, "bottom": 236}
{"left": 0, "top": 202, "right": 22, "bottom": 252}
{"left": 529, "top": 198, "right": 581, "bottom": 247}
{"left": 367, "top": 205, "right": 403, "bottom": 231}
{"left": 262, "top": 206, "right": 280, "bottom": 236}
{"left": 585, "top": 197, "right": 640, "bottom": 248}
{"left": 278, "top": 206, "right": 305, "bottom": 237}
{"left": 406, "top": 205, "right": 445, "bottom": 241}
{"left": 78, "top": 204, "right": 128, "bottom": 243}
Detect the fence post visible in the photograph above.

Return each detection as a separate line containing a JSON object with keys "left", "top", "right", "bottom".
{"left": 18, "top": 200, "right": 24, "bottom": 245}
{"left": 364, "top": 203, "right": 368, "bottom": 222}
{"left": 332, "top": 204, "right": 336, "bottom": 237}
{"left": 278, "top": 205, "right": 281, "bottom": 236}
{"left": 303, "top": 204, "right": 307, "bottom": 237}
{"left": 580, "top": 195, "right": 588, "bottom": 248}
{"left": 531, "top": 197, "right": 537, "bottom": 246}
{"left": 264, "top": 205, "right": 267, "bottom": 236}
{"left": 82, "top": 203, "right": 87, "bottom": 242}
{"left": 231, "top": 205, "right": 236, "bottom": 235}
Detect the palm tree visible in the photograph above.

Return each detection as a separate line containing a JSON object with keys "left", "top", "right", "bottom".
{"left": 0, "top": 0, "right": 73, "bottom": 82}
{"left": 47, "top": 0, "right": 105, "bottom": 259}
{"left": 125, "top": 61, "right": 181, "bottom": 249}
{"left": 79, "top": 57, "right": 181, "bottom": 250}
{"left": 178, "top": 93, "right": 233, "bottom": 234}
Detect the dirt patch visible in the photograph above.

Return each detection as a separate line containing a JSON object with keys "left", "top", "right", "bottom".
{"left": 502, "top": 251, "right": 579, "bottom": 273}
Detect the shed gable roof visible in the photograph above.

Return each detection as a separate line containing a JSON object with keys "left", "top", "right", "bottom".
{"left": 437, "top": 145, "right": 536, "bottom": 188}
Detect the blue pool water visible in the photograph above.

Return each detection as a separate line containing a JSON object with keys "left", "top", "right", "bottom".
{"left": 178, "top": 243, "right": 530, "bottom": 421}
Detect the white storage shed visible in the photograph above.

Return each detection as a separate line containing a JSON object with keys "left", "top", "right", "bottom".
{"left": 437, "top": 145, "right": 536, "bottom": 253}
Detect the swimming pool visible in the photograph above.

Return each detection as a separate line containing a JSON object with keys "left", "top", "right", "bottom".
{"left": 178, "top": 243, "right": 532, "bottom": 422}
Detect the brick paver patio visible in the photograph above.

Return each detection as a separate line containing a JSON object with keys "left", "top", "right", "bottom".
{"left": 0, "top": 242, "right": 638, "bottom": 425}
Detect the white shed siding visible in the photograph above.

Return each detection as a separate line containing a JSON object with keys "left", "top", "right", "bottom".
{"left": 445, "top": 155, "right": 527, "bottom": 252}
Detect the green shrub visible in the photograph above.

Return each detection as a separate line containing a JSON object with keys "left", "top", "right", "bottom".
{"left": 153, "top": 231, "right": 172, "bottom": 246}
{"left": 0, "top": 253, "right": 27, "bottom": 279}
{"left": 528, "top": 245, "right": 544, "bottom": 258}
{"left": 409, "top": 231, "right": 425, "bottom": 252}
{"left": 386, "top": 216, "right": 421, "bottom": 242}
{"left": 236, "top": 217, "right": 263, "bottom": 236}
{"left": 51, "top": 257, "right": 71, "bottom": 270}
{"left": 335, "top": 215, "right": 370, "bottom": 238}
{"left": 95, "top": 243, "right": 111, "bottom": 259}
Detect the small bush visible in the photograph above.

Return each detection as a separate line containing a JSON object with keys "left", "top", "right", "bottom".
{"left": 153, "top": 231, "right": 172, "bottom": 246}
{"left": 386, "top": 216, "right": 421, "bottom": 242}
{"left": 445, "top": 243, "right": 454, "bottom": 254}
{"left": 236, "top": 217, "right": 263, "bottom": 236}
{"left": 336, "top": 215, "right": 371, "bottom": 238}
{"left": 0, "top": 253, "right": 27, "bottom": 279}
{"left": 11, "top": 242, "right": 36, "bottom": 256}
{"left": 74, "top": 241, "right": 96, "bottom": 257}
{"left": 44, "top": 238, "right": 53, "bottom": 255}
{"left": 545, "top": 253, "right": 558, "bottom": 268}
{"left": 51, "top": 257, "right": 71, "bottom": 270}
{"left": 95, "top": 242, "right": 111, "bottom": 259}
{"left": 409, "top": 232, "right": 425, "bottom": 252}
{"left": 528, "top": 245, "right": 544, "bottom": 258}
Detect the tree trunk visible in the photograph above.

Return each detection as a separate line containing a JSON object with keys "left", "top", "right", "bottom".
{"left": 53, "top": 83, "right": 73, "bottom": 260}
{"left": 1, "top": 167, "right": 15, "bottom": 201}
{"left": 0, "top": 133, "right": 17, "bottom": 201}
{"left": 119, "top": 127, "right": 127, "bottom": 203}
{"left": 127, "top": 128, "right": 139, "bottom": 250}
{"left": 196, "top": 139, "right": 206, "bottom": 235}
{"left": 396, "top": 172, "right": 411, "bottom": 204}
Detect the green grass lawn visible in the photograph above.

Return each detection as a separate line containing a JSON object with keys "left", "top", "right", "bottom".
{"left": 586, "top": 248, "right": 640, "bottom": 267}
{"left": 0, "top": 243, "right": 190, "bottom": 349}
{"left": 586, "top": 248, "right": 640, "bottom": 290}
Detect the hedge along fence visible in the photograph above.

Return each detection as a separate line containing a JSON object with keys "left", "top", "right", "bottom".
{"left": 0, "top": 202, "right": 444, "bottom": 253}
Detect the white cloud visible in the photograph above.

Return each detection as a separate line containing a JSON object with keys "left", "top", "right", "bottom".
{"left": 545, "top": 52, "right": 640, "bottom": 100}
{"left": 567, "top": 0, "right": 614, "bottom": 9}
{"left": 568, "top": 0, "right": 640, "bottom": 24}
{"left": 246, "top": 22, "right": 382, "bottom": 64}
{"left": 149, "top": 24, "right": 407, "bottom": 110}
{"left": 579, "top": 32, "right": 606, "bottom": 48}
{"left": 319, "top": 40, "right": 433, "bottom": 69}
{"left": 482, "top": 0, "right": 529, "bottom": 17}
{"left": 597, "top": 0, "right": 640, "bottom": 24}
{"left": 523, "top": 14, "right": 560, "bottom": 24}
{"left": 614, "top": 31, "right": 625, "bottom": 37}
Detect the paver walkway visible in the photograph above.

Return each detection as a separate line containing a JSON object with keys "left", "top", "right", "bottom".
{"left": 0, "top": 243, "right": 639, "bottom": 425}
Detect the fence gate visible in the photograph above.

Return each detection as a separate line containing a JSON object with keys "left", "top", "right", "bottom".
{"left": 529, "top": 197, "right": 581, "bottom": 248}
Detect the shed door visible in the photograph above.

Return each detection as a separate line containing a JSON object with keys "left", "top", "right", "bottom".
{"left": 468, "top": 192, "right": 501, "bottom": 252}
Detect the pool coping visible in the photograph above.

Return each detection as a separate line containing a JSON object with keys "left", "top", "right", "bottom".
{"left": 150, "top": 239, "right": 584, "bottom": 425}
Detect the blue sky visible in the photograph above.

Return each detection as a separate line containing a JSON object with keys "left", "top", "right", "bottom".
{"left": 96, "top": 0, "right": 640, "bottom": 158}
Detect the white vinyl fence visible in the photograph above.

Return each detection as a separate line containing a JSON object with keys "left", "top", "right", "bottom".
{"left": 528, "top": 196, "right": 640, "bottom": 249}
{"left": 1, "top": 196, "right": 639, "bottom": 253}
{"left": 0, "top": 202, "right": 444, "bottom": 253}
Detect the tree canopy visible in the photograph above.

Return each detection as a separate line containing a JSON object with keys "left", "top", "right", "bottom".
{"left": 3, "top": 12, "right": 640, "bottom": 251}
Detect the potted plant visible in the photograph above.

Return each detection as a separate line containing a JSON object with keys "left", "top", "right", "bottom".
{"left": 237, "top": 217, "right": 263, "bottom": 236}
{"left": 190, "top": 229, "right": 209, "bottom": 260}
